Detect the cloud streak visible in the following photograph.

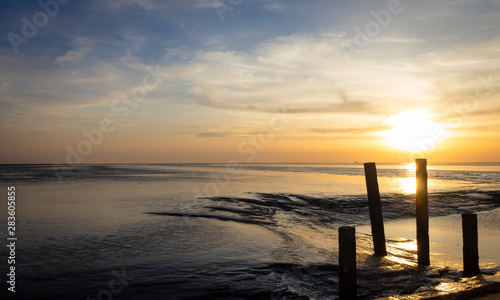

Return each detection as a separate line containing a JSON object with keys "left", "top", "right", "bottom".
{"left": 312, "top": 124, "right": 392, "bottom": 134}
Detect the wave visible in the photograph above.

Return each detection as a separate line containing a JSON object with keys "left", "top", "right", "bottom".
{"left": 150, "top": 191, "right": 500, "bottom": 230}
{"left": 143, "top": 191, "right": 500, "bottom": 299}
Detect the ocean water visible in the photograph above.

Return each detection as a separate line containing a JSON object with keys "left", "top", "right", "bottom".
{"left": 1, "top": 163, "right": 500, "bottom": 299}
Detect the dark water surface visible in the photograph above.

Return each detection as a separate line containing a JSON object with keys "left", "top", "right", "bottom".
{"left": 1, "top": 163, "right": 499, "bottom": 299}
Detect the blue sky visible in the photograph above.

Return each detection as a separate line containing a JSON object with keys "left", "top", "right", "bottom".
{"left": 1, "top": 0, "right": 500, "bottom": 163}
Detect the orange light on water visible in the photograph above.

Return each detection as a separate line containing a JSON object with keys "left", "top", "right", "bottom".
{"left": 396, "top": 163, "right": 417, "bottom": 194}
{"left": 398, "top": 177, "right": 416, "bottom": 194}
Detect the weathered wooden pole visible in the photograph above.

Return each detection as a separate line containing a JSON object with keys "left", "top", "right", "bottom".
{"left": 462, "top": 213, "right": 480, "bottom": 277}
{"left": 363, "top": 162, "right": 387, "bottom": 256}
{"left": 416, "top": 158, "right": 430, "bottom": 266}
{"left": 339, "top": 226, "right": 357, "bottom": 300}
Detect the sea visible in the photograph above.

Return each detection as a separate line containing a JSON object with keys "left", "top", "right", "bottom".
{"left": 1, "top": 163, "right": 499, "bottom": 299}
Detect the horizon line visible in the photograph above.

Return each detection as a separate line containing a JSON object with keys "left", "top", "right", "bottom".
{"left": 1, "top": 161, "right": 500, "bottom": 166}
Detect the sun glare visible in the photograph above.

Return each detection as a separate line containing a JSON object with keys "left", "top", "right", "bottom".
{"left": 398, "top": 163, "right": 417, "bottom": 194}
{"left": 398, "top": 177, "right": 416, "bottom": 194}
{"left": 405, "top": 162, "right": 416, "bottom": 174}
{"left": 383, "top": 110, "right": 446, "bottom": 152}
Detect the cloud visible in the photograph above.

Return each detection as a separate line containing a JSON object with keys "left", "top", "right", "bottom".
{"left": 157, "top": 33, "right": 436, "bottom": 117}
{"left": 194, "top": 0, "right": 223, "bottom": 8}
{"left": 3, "top": 3, "right": 500, "bottom": 119}
{"left": 192, "top": 90, "right": 375, "bottom": 114}
{"left": 100, "top": 0, "right": 223, "bottom": 11}
{"left": 151, "top": 28, "right": 500, "bottom": 137}
{"left": 263, "top": 2, "right": 288, "bottom": 13}
{"left": 191, "top": 82, "right": 373, "bottom": 110}
{"left": 4, "top": 28, "right": 500, "bottom": 132}
{"left": 55, "top": 47, "right": 90, "bottom": 65}
{"left": 311, "top": 124, "right": 392, "bottom": 134}
{"left": 197, "top": 132, "right": 230, "bottom": 138}
{"left": 102, "top": 0, "right": 164, "bottom": 10}
{"left": 371, "top": 36, "right": 424, "bottom": 44}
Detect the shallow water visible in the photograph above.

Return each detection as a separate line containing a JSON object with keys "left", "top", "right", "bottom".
{"left": 0, "top": 163, "right": 499, "bottom": 299}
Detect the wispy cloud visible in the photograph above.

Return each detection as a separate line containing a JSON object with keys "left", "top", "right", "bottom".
{"left": 55, "top": 47, "right": 90, "bottom": 65}
{"left": 263, "top": 2, "right": 288, "bottom": 13}
{"left": 312, "top": 124, "right": 392, "bottom": 134}
{"left": 101, "top": 0, "right": 166, "bottom": 10}
{"left": 197, "top": 131, "right": 230, "bottom": 138}
{"left": 194, "top": 0, "right": 223, "bottom": 8}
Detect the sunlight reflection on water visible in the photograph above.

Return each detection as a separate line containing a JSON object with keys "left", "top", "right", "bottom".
{"left": 398, "top": 177, "right": 417, "bottom": 194}
{"left": 396, "top": 163, "right": 418, "bottom": 194}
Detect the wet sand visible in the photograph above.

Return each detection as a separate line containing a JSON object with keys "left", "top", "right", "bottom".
{"left": 471, "top": 293, "right": 500, "bottom": 300}
{"left": 357, "top": 208, "right": 500, "bottom": 299}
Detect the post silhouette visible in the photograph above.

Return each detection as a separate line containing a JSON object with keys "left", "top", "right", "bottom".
{"left": 339, "top": 226, "right": 357, "bottom": 299}
{"left": 416, "top": 158, "right": 430, "bottom": 266}
{"left": 363, "top": 162, "right": 387, "bottom": 256}
{"left": 462, "top": 213, "right": 480, "bottom": 277}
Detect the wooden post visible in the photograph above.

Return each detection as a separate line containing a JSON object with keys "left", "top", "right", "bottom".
{"left": 416, "top": 158, "right": 430, "bottom": 266}
{"left": 363, "top": 162, "right": 387, "bottom": 256}
{"left": 339, "top": 226, "right": 357, "bottom": 300}
{"left": 462, "top": 213, "right": 480, "bottom": 277}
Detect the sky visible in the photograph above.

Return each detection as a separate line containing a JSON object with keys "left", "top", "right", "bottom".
{"left": 0, "top": 0, "right": 499, "bottom": 164}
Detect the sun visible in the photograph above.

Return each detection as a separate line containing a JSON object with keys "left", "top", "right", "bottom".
{"left": 383, "top": 110, "right": 445, "bottom": 152}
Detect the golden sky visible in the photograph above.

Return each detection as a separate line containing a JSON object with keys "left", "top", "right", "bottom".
{"left": 1, "top": 0, "right": 499, "bottom": 164}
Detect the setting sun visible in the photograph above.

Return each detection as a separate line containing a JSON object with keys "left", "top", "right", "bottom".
{"left": 383, "top": 110, "right": 446, "bottom": 152}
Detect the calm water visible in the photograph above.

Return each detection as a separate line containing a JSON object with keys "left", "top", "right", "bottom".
{"left": 1, "top": 163, "right": 500, "bottom": 299}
